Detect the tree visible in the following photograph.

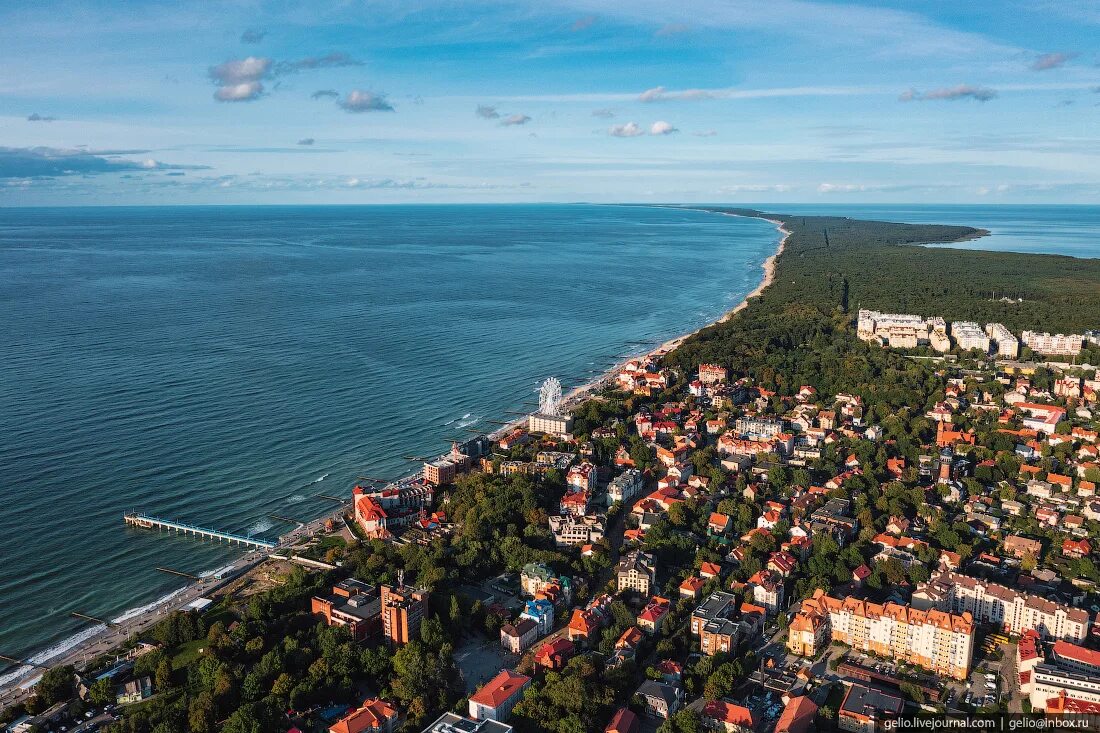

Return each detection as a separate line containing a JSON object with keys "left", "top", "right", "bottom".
{"left": 188, "top": 691, "right": 217, "bottom": 733}
{"left": 155, "top": 657, "right": 173, "bottom": 691}
{"left": 658, "top": 709, "right": 705, "bottom": 733}
{"left": 88, "top": 677, "right": 115, "bottom": 707}
{"left": 34, "top": 665, "right": 75, "bottom": 707}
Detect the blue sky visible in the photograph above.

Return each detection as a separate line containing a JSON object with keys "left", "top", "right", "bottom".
{"left": 1, "top": 0, "right": 1099, "bottom": 205}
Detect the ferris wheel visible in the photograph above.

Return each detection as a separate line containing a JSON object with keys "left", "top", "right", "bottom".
{"left": 539, "top": 377, "right": 563, "bottom": 416}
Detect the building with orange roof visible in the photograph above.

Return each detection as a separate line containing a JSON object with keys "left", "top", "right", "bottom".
{"left": 702, "top": 700, "right": 755, "bottom": 733}
{"left": 815, "top": 590, "right": 974, "bottom": 679}
{"left": 775, "top": 695, "right": 818, "bottom": 733}
{"left": 637, "top": 596, "right": 671, "bottom": 634}
{"left": 329, "top": 698, "right": 400, "bottom": 733}
{"left": 787, "top": 591, "right": 830, "bottom": 657}
{"left": 534, "top": 638, "right": 574, "bottom": 671}
{"left": 605, "top": 707, "right": 640, "bottom": 733}
{"left": 679, "top": 576, "right": 705, "bottom": 600}
{"left": 1052, "top": 640, "right": 1100, "bottom": 677}
{"left": 468, "top": 670, "right": 531, "bottom": 723}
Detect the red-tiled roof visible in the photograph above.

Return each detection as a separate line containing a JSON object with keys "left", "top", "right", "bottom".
{"left": 469, "top": 670, "right": 531, "bottom": 709}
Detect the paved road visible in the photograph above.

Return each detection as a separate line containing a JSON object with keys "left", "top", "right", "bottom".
{"left": 0, "top": 505, "right": 346, "bottom": 711}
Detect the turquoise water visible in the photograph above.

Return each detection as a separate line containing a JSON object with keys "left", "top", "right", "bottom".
{"left": 0, "top": 204, "right": 779, "bottom": 676}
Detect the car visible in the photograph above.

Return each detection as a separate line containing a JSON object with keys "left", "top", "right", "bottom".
{"left": 964, "top": 693, "right": 972, "bottom": 704}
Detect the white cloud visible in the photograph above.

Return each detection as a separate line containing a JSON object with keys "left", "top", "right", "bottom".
{"left": 215, "top": 81, "right": 264, "bottom": 102}
{"left": 209, "top": 56, "right": 271, "bottom": 85}
{"left": 609, "top": 122, "right": 645, "bottom": 137}
{"left": 338, "top": 90, "right": 395, "bottom": 112}
{"left": 476, "top": 105, "right": 500, "bottom": 119}
{"left": 650, "top": 120, "right": 678, "bottom": 135}
{"left": 639, "top": 85, "right": 715, "bottom": 102}
{"left": 501, "top": 113, "right": 531, "bottom": 126}
{"left": 209, "top": 56, "right": 271, "bottom": 102}
{"left": 817, "top": 183, "right": 868, "bottom": 193}
{"left": 692, "top": 130, "right": 717, "bottom": 137}
{"left": 591, "top": 108, "right": 615, "bottom": 118}
{"left": 899, "top": 84, "right": 997, "bottom": 102}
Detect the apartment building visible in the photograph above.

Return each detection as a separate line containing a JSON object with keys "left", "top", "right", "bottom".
{"left": 951, "top": 321, "right": 990, "bottom": 352}
{"left": 311, "top": 579, "right": 382, "bottom": 641}
{"left": 607, "top": 469, "right": 645, "bottom": 505}
{"left": 787, "top": 592, "right": 830, "bottom": 657}
{"left": 985, "top": 323, "right": 1019, "bottom": 358}
{"left": 1030, "top": 664, "right": 1100, "bottom": 711}
{"left": 817, "top": 593, "right": 975, "bottom": 680}
{"left": 380, "top": 583, "right": 429, "bottom": 645}
{"left": 617, "top": 551, "right": 657, "bottom": 596}
{"left": 1021, "top": 331, "right": 1085, "bottom": 356}
{"left": 914, "top": 571, "right": 1089, "bottom": 643}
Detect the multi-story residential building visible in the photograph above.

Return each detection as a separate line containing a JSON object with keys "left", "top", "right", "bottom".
{"left": 1021, "top": 331, "right": 1085, "bottom": 356}
{"left": 566, "top": 461, "right": 597, "bottom": 492}
{"left": 698, "top": 363, "right": 728, "bottom": 384}
{"left": 701, "top": 700, "right": 755, "bottom": 733}
{"left": 617, "top": 551, "right": 657, "bottom": 596}
{"left": 311, "top": 579, "right": 382, "bottom": 640}
{"left": 914, "top": 572, "right": 1089, "bottom": 643}
{"left": 635, "top": 680, "right": 682, "bottom": 719}
{"left": 817, "top": 592, "right": 975, "bottom": 680}
{"left": 548, "top": 514, "right": 604, "bottom": 546}
{"left": 748, "top": 570, "right": 785, "bottom": 616}
{"left": 951, "top": 321, "right": 990, "bottom": 352}
{"left": 838, "top": 684, "right": 903, "bottom": 733}
{"left": 528, "top": 412, "right": 573, "bottom": 437}
{"left": 700, "top": 616, "right": 740, "bottom": 657}
{"left": 607, "top": 469, "right": 644, "bottom": 506}
{"left": 380, "top": 583, "right": 429, "bottom": 645}
{"left": 520, "top": 599, "right": 554, "bottom": 636}
{"left": 986, "top": 323, "right": 1019, "bottom": 358}
{"left": 468, "top": 670, "right": 530, "bottom": 723}
{"left": 734, "top": 417, "right": 783, "bottom": 440}
{"left": 787, "top": 592, "right": 830, "bottom": 657}
{"left": 691, "top": 592, "right": 738, "bottom": 637}
{"left": 499, "top": 618, "right": 539, "bottom": 654}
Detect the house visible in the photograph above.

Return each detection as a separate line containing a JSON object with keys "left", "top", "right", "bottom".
{"left": 635, "top": 680, "right": 682, "bottom": 719}
{"left": 500, "top": 618, "right": 539, "bottom": 654}
{"left": 329, "top": 698, "right": 401, "bottom": 733}
{"left": 838, "top": 683, "right": 904, "bottom": 733}
{"left": 468, "top": 670, "right": 531, "bottom": 723}
{"left": 1063, "top": 538, "right": 1092, "bottom": 559}
{"left": 638, "top": 596, "right": 671, "bottom": 633}
{"left": 1004, "top": 534, "right": 1043, "bottom": 561}
{"left": 748, "top": 569, "right": 785, "bottom": 615}
{"left": 567, "top": 608, "right": 601, "bottom": 645}
{"left": 534, "top": 638, "right": 574, "bottom": 671}
{"left": 116, "top": 676, "right": 152, "bottom": 705}
{"left": 699, "top": 562, "right": 723, "bottom": 580}
{"left": 702, "top": 700, "right": 755, "bottom": 733}
{"left": 708, "top": 512, "right": 733, "bottom": 537}
{"left": 775, "top": 696, "right": 819, "bottom": 733}
{"left": 679, "top": 576, "right": 705, "bottom": 600}
{"left": 520, "top": 598, "right": 554, "bottom": 636}
{"left": 605, "top": 707, "right": 640, "bottom": 733}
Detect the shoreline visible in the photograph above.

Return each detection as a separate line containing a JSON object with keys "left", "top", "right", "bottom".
{"left": 0, "top": 212, "right": 789, "bottom": 707}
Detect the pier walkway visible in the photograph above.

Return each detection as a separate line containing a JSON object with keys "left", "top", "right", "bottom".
{"left": 123, "top": 513, "right": 277, "bottom": 549}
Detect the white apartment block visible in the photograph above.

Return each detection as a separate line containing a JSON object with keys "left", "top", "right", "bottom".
{"left": 915, "top": 572, "right": 1089, "bottom": 643}
{"left": 951, "top": 321, "right": 990, "bottom": 353}
{"left": 1021, "top": 331, "right": 1085, "bottom": 356}
{"left": 985, "top": 323, "right": 1019, "bottom": 358}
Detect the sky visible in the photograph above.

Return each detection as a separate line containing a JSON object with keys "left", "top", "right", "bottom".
{"left": 1, "top": 0, "right": 1099, "bottom": 205}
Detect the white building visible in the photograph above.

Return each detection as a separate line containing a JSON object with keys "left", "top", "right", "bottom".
{"left": 548, "top": 514, "right": 604, "bottom": 546}
{"left": 1022, "top": 331, "right": 1085, "bottom": 356}
{"left": 607, "top": 469, "right": 645, "bottom": 506}
{"left": 951, "top": 321, "right": 990, "bottom": 353}
{"left": 914, "top": 571, "right": 1089, "bottom": 643}
{"left": 985, "top": 323, "right": 1019, "bottom": 358}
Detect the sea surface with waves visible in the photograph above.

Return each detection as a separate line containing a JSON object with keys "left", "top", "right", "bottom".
{"left": 0, "top": 204, "right": 780, "bottom": 670}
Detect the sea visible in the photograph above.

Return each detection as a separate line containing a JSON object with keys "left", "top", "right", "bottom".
{"left": 0, "top": 203, "right": 1096, "bottom": 685}
{"left": 0, "top": 203, "right": 779, "bottom": 681}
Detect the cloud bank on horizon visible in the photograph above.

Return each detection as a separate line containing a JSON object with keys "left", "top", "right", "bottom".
{"left": 1, "top": 0, "right": 1098, "bottom": 204}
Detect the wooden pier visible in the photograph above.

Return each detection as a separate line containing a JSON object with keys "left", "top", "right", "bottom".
{"left": 124, "top": 513, "right": 277, "bottom": 549}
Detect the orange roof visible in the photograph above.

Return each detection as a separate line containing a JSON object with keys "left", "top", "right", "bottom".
{"left": 700, "top": 562, "right": 722, "bottom": 577}
{"left": 775, "top": 696, "right": 818, "bottom": 733}
{"left": 680, "top": 576, "right": 705, "bottom": 593}
{"left": 1054, "top": 641, "right": 1100, "bottom": 669}
{"left": 703, "top": 700, "right": 754, "bottom": 727}
{"left": 606, "top": 706, "right": 640, "bottom": 733}
{"left": 329, "top": 698, "right": 398, "bottom": 733}
{"left": 469, "top": 670, "right": 531, "bottom": 709}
